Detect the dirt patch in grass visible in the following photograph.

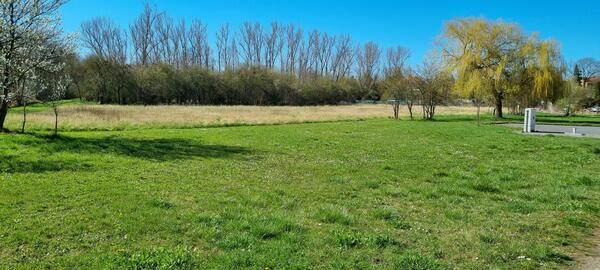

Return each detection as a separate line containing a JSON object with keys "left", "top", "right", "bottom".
{"left": 569, "top": 231, "right": 600, "bottom": 270}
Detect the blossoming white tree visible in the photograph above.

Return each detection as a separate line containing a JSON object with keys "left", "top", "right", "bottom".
{"left": 0, "top": 0, "right": 72, "bottom": 132}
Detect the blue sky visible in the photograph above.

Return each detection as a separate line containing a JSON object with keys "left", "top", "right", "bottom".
{"left": 61, "top": 0, "right": 599, "bottom": 67}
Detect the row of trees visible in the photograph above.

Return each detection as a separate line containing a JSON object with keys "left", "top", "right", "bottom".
{"left": 73, "top": 3, "right": 417, "bottom": 107}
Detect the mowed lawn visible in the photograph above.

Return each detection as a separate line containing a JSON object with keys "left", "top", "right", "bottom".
{"left": 1, "top": 119, "right": 600, "bottom": 269}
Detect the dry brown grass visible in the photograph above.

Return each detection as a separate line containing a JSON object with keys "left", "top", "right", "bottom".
{"left": 6, "top": 104, "right": 487, "bottom": 131}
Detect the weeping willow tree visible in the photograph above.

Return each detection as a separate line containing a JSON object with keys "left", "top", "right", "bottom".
{"left": 441, "top": 18, "right": 564, "bottom": 119}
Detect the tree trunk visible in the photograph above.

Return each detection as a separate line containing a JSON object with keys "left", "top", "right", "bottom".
{"left": 494, "top": 93, "right": 503, "bottom": 119}
{"left": 54, "top": 108, "right": 58, "bottom": 136}
{"left": 0, "top": 99, "right": 8, "bottom": 132}
{"left": 477, "top": 103, "right": 481, "bottom": 125}
{"left": 21, "top": 102, "right": 27, "bottom": 133}
{"left": 393, "top": 102, "right": 399, "bottom": 119}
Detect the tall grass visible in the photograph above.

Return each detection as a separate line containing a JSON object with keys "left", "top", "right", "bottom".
{"left": 5, "top": 104, "right": 487, "bottom": 131}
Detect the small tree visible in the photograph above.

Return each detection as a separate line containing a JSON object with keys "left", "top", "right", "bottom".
{"left": 556, "top": 80, "right": 586, "bottom": 116}
{"left": 381, "top": 69, "right": 418, "bottom": 120}
{"left": 573, "top": 64, "right": 582, "bottom": 84}
{"left": 17, "top": 72, "right": 41, "bottom": 133}
{"left": 416, "top": 55, "right": 453, "bottom": 120}
{"left": 381, "top": 70, "right": 404, "bottom": 119}
{"left": 48, "top": 76, "right": 69, "bottom": 136}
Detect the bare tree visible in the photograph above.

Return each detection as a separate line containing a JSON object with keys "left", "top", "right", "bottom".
{"left": 81, "top": 17, "right": 128, "bottom": 103}
{"left": 356, "top": 41, "right": 381, "bottom": 91}
{"left": 318, "top": 33, "right": 335, "bottom": 76}
{"left": 284, "top": 24, "right": 302, "bottom": 74}
{"left": 171, "top": 18, "right": 188, "bottom": 68}
{"left": 331, "top": 34, "right": 354, "bottom": 81}
{"left": 238, "top": 21, "right": 264, "bottom": 66}
{"left": 576, "top": 57, "right": 600, "bottom": 86}
{"left": 384, "top": 46, "right": 410, "bottom": 76}
{"left": 308, "top": 30, "right": 320, "bottom": 74}
{"left": 298, "top": 43, "right": 309, "bottom": 78}
{"left": 81, "top": 17, "right": 127, "bottom": 63}
{"left": 216, "top": 23, "right": 229, "bottom": 70}
{"left": 416, "top": 55, "right": 452, "bottom": 120}
{"left": 229, "top": 36, "right": 239, "bottom": 69}
{"left": 188, "top": 19, "right": 210, "bottom": 68}
{"left": 264, "top": 22, "right": 283, "bottom": 70}
{"left": 154, "top": 14, "right": 173, "bottom": 64}
{"left": 130, "top": 3, "right": 161, "bottom": 65}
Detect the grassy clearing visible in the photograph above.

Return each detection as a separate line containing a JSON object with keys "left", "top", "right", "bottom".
{"left": 4, "top": 102, "right": 484, "bottom": 131}
{"left": 1, "top": 119, "right": 599, "bottom": 269}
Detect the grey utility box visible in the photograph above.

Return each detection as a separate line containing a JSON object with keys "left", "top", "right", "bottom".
{"left": 523, "top": 108, "right": 536, "bottom": 133}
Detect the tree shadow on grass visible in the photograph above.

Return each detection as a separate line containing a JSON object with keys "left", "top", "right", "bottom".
{"left": 1, "top": 134, "right": 253, "bottom": 174}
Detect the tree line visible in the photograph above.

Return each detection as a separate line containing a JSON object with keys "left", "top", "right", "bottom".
{"left": 73, "top": 3, "right": 403, "bottom": 106}
{"left": 2, "top": 0, "right": 600, "bottom": 133}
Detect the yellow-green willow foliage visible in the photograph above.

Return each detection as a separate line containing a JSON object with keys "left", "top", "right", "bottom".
{"left": 441, "top": 18, "right": 564, "bottom": 118}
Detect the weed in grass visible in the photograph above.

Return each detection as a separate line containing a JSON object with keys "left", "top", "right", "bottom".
{"left": 112, "top": 247, "right": 195, "bottom": 269}
{"left": 444, "top": 209, "right": 466, "bottom": 221}
{"left": 329, "top": 176, "right": 351, "bottom": 184}
{"left": 197, "top": 213, "right": 224, "bottom": 227}
{"left": 507, "top": 201, "right": 536, "bottom": 214}
{"left": 393, "top": 253, "right": 445, "bottom": 270}
{"left": 472, "top": 183, "right": 502, "bottom": 193}
{"left": 498, "top": 174, "right": 517, "bottom": 182}
{"left": 576, "top": 176, "right": 597, "bottom": 186}
{"left": 373, "top": 207, "right": 412, "bottom": 229}
{"left": 372, "top": 234, "right": 404, "bottom": 249}
{"left": 333, "top": 230, "right": 365, "bottom": 248}
{"left": 479, "top": 233, "right": 500, "bottom": 245}
{"left": 218, "top": 233, "right": 255, "bottom": 250}
{"left": 250, "top": 218, "right": 300, "bottom": 240}
{"left": 149, "top": 198, "right": 175, "bottom": 209}
{"left": 563, "top": 216, "right": 589, "bottom": 228}
{"left": 314, "top": 205, "right": 353, "bottom": 225}
{"left": 332, "top": 230, "right": 401, "bottom": 249}
{"left": 530, "top": 245, "right": 573, "bottom": 263}
{"left": 365, "top": 180, "right": 381, "bottom": 189}
{"left": 433, "top": 171, "right": 449, "bottom": 177}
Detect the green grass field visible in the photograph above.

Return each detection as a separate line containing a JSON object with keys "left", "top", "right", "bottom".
{"left": 1, "top": 118, "right": 600, "bottom": 269}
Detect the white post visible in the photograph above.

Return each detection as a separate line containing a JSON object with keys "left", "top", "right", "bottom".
{"left": 523, "top": 108, "right": 536, "bottom": 133}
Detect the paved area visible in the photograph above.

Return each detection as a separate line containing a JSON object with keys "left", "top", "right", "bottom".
{"left": 503, "top": 124, "right": 600, "bottom": 138}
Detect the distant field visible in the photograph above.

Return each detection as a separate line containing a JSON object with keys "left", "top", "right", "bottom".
{"left": 7, "top": 100, "right": 600, "bottom": 132}
{"left": 1, "top": 119, "right": 600, "bottom": 269}
{"left": 5, "top": 101, "right": 486, "bottom": 131}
